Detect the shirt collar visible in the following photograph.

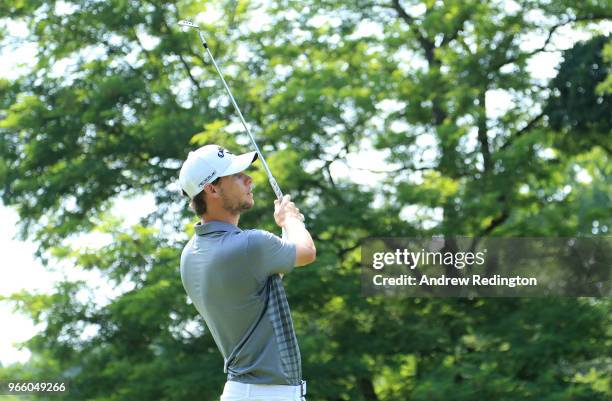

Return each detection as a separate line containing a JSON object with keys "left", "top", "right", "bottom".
{"left": 195, "top": 220, "right": 242, "bottom": 236}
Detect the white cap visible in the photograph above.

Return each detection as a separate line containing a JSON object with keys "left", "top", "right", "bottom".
{"left": 179, "top": 144, "right": 258, "bottom": 198}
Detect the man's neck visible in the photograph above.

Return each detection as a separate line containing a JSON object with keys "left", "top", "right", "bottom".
{"left": 201, "top": 211, "right": 240, "bottom": 226}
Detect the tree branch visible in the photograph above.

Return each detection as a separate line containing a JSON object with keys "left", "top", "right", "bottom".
{"left": 338, "top": 241, "right": 361, "bottom": 260}
{"left": 500, "top": 111, "right": 545, "bottom": 151}
{"left": 178, "top": 54, "right": 202, "bottom": 90}
{"left": 440, "top": 7, "right": 472, "bottom": 47}
{"left": 477, "top": 90, "right": 492, "bottom": 173}
{"left": 390, "top": 0, "right": 436, "bottom": 64}
{"left": 495, "top": 14, "right": 612, "bottom": 70}
{"left": 358, "top": 377, "right": 380, "bottom": 401}
{"left": 352, "top": 165, "right": 437, "bottom": 174}
{"left": 390, "top": 0, "right": 416, "bottom": 24}
{"left": 323, "top": 159, "right": 337, "bottom": 190}
{"left": 480, "top": 209, "right": 509, "bottom": 237}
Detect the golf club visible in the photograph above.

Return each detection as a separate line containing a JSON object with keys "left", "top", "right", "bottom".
{"left": 178, "top": 19, "right": 284, "bottom": 201}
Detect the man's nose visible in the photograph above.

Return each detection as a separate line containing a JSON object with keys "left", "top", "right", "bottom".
{"left": 244, "top": 174, "right": 252, "bottom": 185}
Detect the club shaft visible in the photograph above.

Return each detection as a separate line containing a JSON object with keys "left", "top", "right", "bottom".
{"left": 197, "top": 32, "right": 283, "bottom": 201}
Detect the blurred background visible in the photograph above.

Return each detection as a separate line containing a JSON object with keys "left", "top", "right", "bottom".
{"left": 0, "top": 1, "right": 610, "bottom": 400}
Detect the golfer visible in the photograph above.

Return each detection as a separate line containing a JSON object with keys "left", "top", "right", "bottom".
{"left": 179, "top": 144, "right": 316, "bottom": 401}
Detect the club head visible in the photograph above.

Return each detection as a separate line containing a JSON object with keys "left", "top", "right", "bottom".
{"left": 178, "top": 20, "right": 200, "bottom": 29}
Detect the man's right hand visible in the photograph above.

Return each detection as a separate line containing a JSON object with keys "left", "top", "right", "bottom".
{"left": 274, "top": 195, "right": 305, "bottom": 228}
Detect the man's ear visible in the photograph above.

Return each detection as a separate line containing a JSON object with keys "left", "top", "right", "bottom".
{"left": 203, "top": 181, "right": 220, "bottom": 197}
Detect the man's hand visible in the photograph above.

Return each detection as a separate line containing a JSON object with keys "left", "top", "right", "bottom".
{"left": 273, "top": 195, "right": 316, "bottom": 267}
{"left": 274, "top": 195, "right": 305, "bottom": 228}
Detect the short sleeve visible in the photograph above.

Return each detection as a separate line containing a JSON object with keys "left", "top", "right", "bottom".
{"left": 246, "top": 229, "right": 296, "bottom": 281}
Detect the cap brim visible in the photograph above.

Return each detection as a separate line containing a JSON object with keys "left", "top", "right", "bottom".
{"left": 219, "top": 151, "right": 258, "bottom": 177}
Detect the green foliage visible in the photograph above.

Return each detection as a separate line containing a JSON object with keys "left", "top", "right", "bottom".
{"left": 1, "top": 1, "right": 610, "bottom": 401}
{"left": 598, "top": 38, "right": 612, "bottom": 93}
{"left": 545, "top": 35, "right": 612, "bottom": 154}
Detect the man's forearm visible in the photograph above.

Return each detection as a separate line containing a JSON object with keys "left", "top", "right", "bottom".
{"left": 283, "top": 218, "right": 316, "bottom": 266}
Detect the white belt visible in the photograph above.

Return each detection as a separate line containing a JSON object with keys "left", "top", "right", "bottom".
{"left": 223, "top": 380, "right": 306, "bottom": 398}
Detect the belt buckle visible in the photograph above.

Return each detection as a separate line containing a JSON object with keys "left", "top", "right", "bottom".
{"left": 300, "top": 380, "right": 307, "bottom": 397}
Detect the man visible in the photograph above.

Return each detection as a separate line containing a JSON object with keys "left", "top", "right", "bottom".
{"left": 179, "top": 144, "right": 316, "bottom": 401}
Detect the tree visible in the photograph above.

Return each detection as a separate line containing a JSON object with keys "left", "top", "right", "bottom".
{"left": 1, "top": 1, "right": 610, "bottom": 400}
{"left": 545, "top": 35, "right": 611, "bottom": 154}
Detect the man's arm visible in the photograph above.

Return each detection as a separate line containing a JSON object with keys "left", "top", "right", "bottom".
{"left": 274, "top": 195, "right": 316, "bottom": 267}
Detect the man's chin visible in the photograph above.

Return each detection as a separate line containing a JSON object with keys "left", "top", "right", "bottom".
{"left": 240, "top": 199, "right": 254, "bottom": 211}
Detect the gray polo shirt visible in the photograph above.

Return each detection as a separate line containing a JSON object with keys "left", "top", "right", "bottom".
{"left": 180, "top": 221, "right": 302, "bottom": 385}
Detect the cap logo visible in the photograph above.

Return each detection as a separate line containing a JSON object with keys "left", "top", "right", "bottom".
{"left": 217, "top": 147, "right": 225, "bottom": 158}
{"left": 199, "top": 170, "right": 217, "bottom": 187}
